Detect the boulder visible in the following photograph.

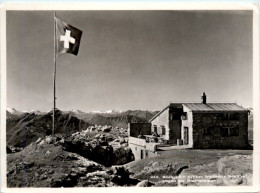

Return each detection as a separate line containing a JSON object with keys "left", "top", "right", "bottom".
{"left": 46, "top": 136, "right": 55, "bottom": 144}
{"left": 119, "top": 138, "right": 125, "bottom": 144}
{"left": 113, "top": 147, "right": 134, "bottom": 165}
{"left": 136, "top": 180, "right": 153, "bottom": 187}
{"left": 102, "top": 127, "right": 111, "bottom": 132}
{"left": 111, "top": 167, "right": 131, "bottom": 186}
{"left": 35, "top": 138, "right": 42, "bottom": 144}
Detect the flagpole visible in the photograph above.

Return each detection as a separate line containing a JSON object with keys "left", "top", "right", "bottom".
{"left": 53, "top": 11, "right": 57, "bottom": 136}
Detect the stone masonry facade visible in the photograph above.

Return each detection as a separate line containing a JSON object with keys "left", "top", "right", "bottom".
{"left": 192, "top": 112, "right": 249, "bottom": 149}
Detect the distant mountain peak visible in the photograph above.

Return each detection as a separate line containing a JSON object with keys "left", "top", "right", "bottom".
{"left": 71, "top": 109, "right": 85, "bottom": 114}
{"left": 7, "top": 108, "right": 46, "bottom": 115}
{"left": 6, "top": 108, "right": 23, "bottom": 115}
{"left": 89, "top": 110, "right": 124, "bottom": 114}
{"left": 30, "top": 110, "right": 44, "bottom": 115}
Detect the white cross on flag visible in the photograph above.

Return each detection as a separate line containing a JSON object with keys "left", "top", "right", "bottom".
{"left": 55, "top": 17, "right": 82, "bottom": 55}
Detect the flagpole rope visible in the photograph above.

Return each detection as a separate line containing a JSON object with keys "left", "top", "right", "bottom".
{"left": 53, "top": 11, "right": 57, "bottom": 136}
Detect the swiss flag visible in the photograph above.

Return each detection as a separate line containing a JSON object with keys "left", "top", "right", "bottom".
{"left": 55, "top": 17, "right": 83, "bottom": 56}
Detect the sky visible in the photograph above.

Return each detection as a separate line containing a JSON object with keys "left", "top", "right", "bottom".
{"left": 6, "top": 10, "right": 253, "bottom": 112}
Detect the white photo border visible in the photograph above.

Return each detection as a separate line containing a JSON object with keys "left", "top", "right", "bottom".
{"left": 1, "top": 2, "right": 259, "bottom": 193}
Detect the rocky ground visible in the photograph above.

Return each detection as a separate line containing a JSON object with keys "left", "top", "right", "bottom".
{"left": 178, "top": 154, "right": 252, "bottom": 186}
{"left": 6, "top": 120, "right": 143, "bottom": 187}
{"left": 7, "top": 126, "right": 253, "bottom": 187}
{"left": 7, "top": 133, "right": 253, "bottom": 187}
{"left": 125, "top": 149, "right": 253, "bottom": 186}
{"left": 7, "top": 133, "right": 138, "bottom": 187}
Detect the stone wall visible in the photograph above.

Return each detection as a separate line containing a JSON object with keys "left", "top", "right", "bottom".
{"left": 128, "top": 123, "right": 152, "bottom": 137}
{"left": 129, "top": 143, "right": 159, "bottom": 160}
{"left": 192, "top": 112, "right": 249, "bottom": 149}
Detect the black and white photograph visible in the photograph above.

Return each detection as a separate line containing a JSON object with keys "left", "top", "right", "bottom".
{"left": 1, "top": 2, "right": 259, "bottom": 191}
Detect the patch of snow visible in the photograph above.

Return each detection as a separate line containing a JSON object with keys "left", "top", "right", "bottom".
{"left": 89, "top": 110, "right": 124, "bottom": 114}
{"left": 6, "top": 108, "right": 23, "bottom": 114}
{"left": 72, "top": 109, "right": 84, "bottom": 113}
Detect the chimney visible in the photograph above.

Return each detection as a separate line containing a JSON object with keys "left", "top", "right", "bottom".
{"left": 201, "top": 92, "right": 206, "bottom": 104}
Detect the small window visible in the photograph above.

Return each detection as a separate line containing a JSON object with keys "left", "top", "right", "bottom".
{"left": 161, "top": 126, "right": 166, "bottom": 135}
{"left": 181, "top": 112, "right": 187, "bottom": 120}
{"left": 220, "top": 127, "right": 239, "bottom": 136}
{"left": 229, "top": 127, "right": 239, "bottom": 136}
{"left": 230, "top": 113, "right": 240, "bottom": 120}
{"left": 153, "top": 125, "right": 157, "bottom": 133}
{"left": 220, "top": 127, "right": 229, "bottom": 136}
{"left": 221, "top": 113, "right": 240, "bottom": 121}
{"left": 221, "top": 113, "right": 229, "bottom": 120}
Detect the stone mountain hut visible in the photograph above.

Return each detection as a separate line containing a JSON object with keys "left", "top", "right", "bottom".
{"left": 128, "top": 93, "right": 250, "bottom": 160}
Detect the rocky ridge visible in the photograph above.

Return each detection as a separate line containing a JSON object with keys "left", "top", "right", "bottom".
{"left": 7, "top": 133, "right": 138, "bottom": 187}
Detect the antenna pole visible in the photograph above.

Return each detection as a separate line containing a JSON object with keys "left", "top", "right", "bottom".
{"left": 53, "top": 11, "right": 57, "bottom": 135}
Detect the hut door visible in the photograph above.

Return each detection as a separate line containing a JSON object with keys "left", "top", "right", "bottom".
{"left": 184, "top": 127, "right": 189, "bottom": 145}
{"left": 141, "top": 150, "right": 143, "bottom": 159}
